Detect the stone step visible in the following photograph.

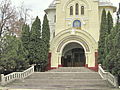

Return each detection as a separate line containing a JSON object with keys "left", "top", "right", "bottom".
{"left": 48, "top": 67, "right": 94, "bottom": 72}
{"left": 6, "top": 83, "right": 114, "bottom": 90}
{"left": 27, "top": 72, "right": 101, "bottom": 79}
{"left": 4, "top": 67, "right": 115, "bottom": 89}
{"left": 10, "top": 79, "right": 110, "bottom": 86}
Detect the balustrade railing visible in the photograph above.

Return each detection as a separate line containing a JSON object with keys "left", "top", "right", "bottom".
{"left": 1, "top": 65, "right": 34, "bottom": 86}
{"left": 98, "top": 64, "right": 118, "bottom": 88}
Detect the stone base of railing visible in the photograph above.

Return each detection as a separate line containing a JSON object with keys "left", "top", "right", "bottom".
{"left": 98, "top": 64, "right": 119, "bottom": 88}
{"left": 1, "top": 65, "right": 34, "bottom": 86}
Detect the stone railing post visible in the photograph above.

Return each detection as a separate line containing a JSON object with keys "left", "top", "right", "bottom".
{"left": 1, "top": 74, "right": 5, "bottom": 86}
{"left": 114, "top": 76, "right": 119, "bottom": 88}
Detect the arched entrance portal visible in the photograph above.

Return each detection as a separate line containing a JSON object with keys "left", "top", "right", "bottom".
{"left": 61, "top": 42, "right": 86, "bottom": 67}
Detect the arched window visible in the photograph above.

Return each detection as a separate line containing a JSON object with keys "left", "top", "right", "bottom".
{"left": 81, "top": 6, "right": 84, "bottom": 15}
{"left": 70, "top": 6, "right": 73, "bottom": 15}
{"left": 54, "top": 15, "right": 56, "bottom": 23}
{"left": 75, "top": 3, "right": 79, "bottom": 15}
{"left": 73, "top": 20, "right": 81, "bottom": 28}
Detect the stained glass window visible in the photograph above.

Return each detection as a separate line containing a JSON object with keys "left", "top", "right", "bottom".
{"left": 73, "top": 20, "right": 81, "bottom": 27}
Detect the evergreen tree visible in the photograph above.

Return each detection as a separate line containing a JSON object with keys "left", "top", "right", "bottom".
{"left": 98, "top": 9, "right": 107, "bottom": 65}
{"left": 15, "top": 39, "right": 29, "bottom": 71}
{"left": 21, "top": 24, "right": 30, "bottom": 51}
{"left": 105, "top": 27, "right": 117, "bottom": 70}
{"left": 0, "top": 35, "right": 17, "bottom": 72}
{"left": 107, "top": 11, "right": 113, "bottom": 34}
{"left": 21, "top": 24, "right": 30, "bottom": 63}
{"left": 104, "top": 11, "right": 113, "bottom": 68}
{"left": 0, "top": 34, "right": 29, "bottom": 73}
{"left": 110, "top": 16, "right": 120, "bottom": 82}
{"left": 29, "top": 16, "right": 42, "bottom": 64}
{"left": 105, "top": 5, "right": 120, "bottom": 84}
{"left": 42, "top": 14, "right": 50, "bottom": 61}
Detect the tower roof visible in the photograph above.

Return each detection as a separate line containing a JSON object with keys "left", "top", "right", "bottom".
{"left": 99, "top": 0, "right": 113, "bottom": 6}
{"left": 99, "top": 0, "right": 116, "bottom": 12}
{"left": 49, "top": 0, "right": 56, "bottom": 8}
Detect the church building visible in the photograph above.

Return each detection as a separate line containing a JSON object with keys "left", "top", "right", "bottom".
{"left": 45, "top": 0, "right": 116, "bottom": 71}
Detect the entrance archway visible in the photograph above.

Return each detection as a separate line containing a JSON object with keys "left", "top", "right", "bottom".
{"left": 61, "top": 42, "right": 86, "bottom": 67}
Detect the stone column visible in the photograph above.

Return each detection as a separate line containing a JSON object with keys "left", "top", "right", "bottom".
{"left": 85, "top": 52, "right": 89, "bottom": 67}
{"left": 58, "top": 52, "right": 62, "bottom": 67}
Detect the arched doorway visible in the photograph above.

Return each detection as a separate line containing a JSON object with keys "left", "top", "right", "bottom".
{"left": 61, "top": 42, "right": 86, "bottom": 67}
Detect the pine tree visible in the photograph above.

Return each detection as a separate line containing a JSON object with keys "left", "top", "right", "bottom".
{"left": 98, "top": 9, "right": 107, "bottom": 65}
{"left": 42, "top": 14, "right": 50, "bottom": 61}
{"left": 29, "top": 16, "right": 42, "bottom": 64}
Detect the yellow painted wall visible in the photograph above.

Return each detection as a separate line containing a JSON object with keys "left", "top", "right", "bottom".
{"left": 55, "top": 0, "right": 100, "bottom": 42}
{"left": 50, "top": 0, "right": 116, "bottom": 68}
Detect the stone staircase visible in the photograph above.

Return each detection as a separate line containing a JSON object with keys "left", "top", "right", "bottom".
{"left": 3, "top": 67, "right": 116, "bottom": 90}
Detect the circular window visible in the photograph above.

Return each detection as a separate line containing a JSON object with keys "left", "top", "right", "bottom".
{"left": 73, "top": 20, "right": 81, "bottom": 28}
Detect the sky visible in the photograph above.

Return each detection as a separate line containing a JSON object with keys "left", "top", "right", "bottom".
{"left": 3, "top": 0, "right": 120, "bottom": 23}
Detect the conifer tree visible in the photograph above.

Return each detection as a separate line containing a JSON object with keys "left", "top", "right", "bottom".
{"left": 104, "top": 11, "right": 113, "bottom": 68}
{"left": 0, "top": 35, "right": 17, "bottom": 72}
{"left": 21, "top": 24, "right": 30, "bottom": 51}
{"left": 42, "top": 14, "right": 50, "bottom": 61}
{"left": 15, "top": 39, "right": 29, "bottom": 71}
{"left": 21, "top": 24, "right": 30, "bottom": 63}
{"left": 98, "top": 9, "right": 107, "bottom": 65}
{"left": 107, "top": 11, "right": 113, "bottom": 34}
{"left": 0, "top": 34, "right": 29, "bottom": 73}
{"left": 104, "top": 4, "right": 120, "bottom": 84}
{"left": 108, "top": 3, "right": 120, "bottom": 73}
{"left": 29, "top": 16, "right": 42, "bottom": 64}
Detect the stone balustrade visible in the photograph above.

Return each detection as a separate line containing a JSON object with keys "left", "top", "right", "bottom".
{"left": 1, "top": 65, "right": 34, "bottom": 86}
{"left": 98, "top": 64, "right": 118, "bottom": 88}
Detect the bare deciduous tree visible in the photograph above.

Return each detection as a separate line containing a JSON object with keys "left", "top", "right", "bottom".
{"left": 18, "top": 2, "right": 32, "bottom": 23}
{"left": 0, "top": 0, "right": 17, "bottom": 37}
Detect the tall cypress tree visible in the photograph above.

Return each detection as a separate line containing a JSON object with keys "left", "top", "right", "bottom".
{"left": 42, "top": 14, "right": 50, "bottom": 61}
{"left": 107, "top": 11, "right": 113, "bottom": 34}
{"left": 107, "top": 3, "right": 120, "bottom": 73}
{"left": 98, "top": 9, "right": 107, "bottom": 65}
{"left": 110, "top": 6, "right": 120, "bottom": 83}
{"left": 21, "top": 24, "right": 30, "bottom": 51}
{"left": 104, "top": 11, "right": 113, "bottom": 68}
{"left": 29, "top": 16, "right": 42, "bottom": 64}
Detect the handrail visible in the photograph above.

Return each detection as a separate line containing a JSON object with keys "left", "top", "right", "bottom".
{"left": 98, "top": 64, "right": 118, "bottom": 88}
{"left": 1, "top": 65, "right": 34, "bottom": 86}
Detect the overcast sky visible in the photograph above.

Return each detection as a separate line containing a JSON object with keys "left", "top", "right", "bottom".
{"left": 11, "top": 0, "right": 53, "bottom": 22}
{"left": 3, "top": 0, "right": 120, "bottom": 22}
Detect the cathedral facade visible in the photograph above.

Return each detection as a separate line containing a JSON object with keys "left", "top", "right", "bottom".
{"left": 45, "top": 0, "right": 116, "bottom": 71}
